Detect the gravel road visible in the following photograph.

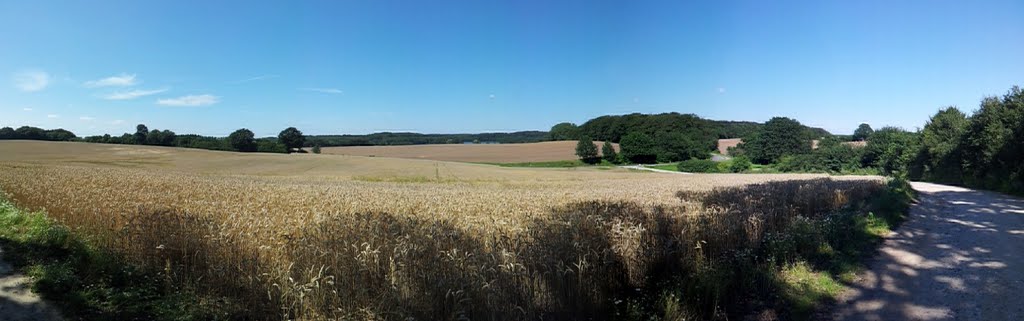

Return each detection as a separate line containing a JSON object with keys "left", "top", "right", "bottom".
{"left": 832, "top": 182, "right": 1024, "bottom": 321}
{"left": 619, "top": 165, "right": 693, "bottom": 174}
{"left": 0, "top": 247, "right": 63, "bottom": 321}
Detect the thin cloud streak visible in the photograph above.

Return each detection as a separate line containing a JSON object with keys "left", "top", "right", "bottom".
{"left": 84, "top": 73, "right": 138, "bottom": 87}
{"left": 157, "top": 94, "right": 220, "bottom": 107}
{"left": 103, "top": 88, "right": 168, "bottom": 100}
{"left": 230, "top": 75, "right": 278, "bottom": 84}
{"left": 300, "top": 87, "right": 344, "bottom": 94}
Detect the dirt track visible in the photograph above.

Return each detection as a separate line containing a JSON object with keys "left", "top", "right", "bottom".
{"left": 832, "top": 182, "right": 1024, "bottom": 320}
{"left": 0, "top": 247, "right": 63, "bottom": 321}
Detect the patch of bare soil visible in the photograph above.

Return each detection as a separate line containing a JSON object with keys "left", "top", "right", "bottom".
{"left": 0, "top": 247, "right": 63, "bottom": 321}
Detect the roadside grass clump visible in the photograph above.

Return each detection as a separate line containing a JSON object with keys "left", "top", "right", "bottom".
{"left": 677, "top": 159, "right": 719, "bottom": 173}
{"left": 0, "top": 160, "right": 901, "bottom": 320}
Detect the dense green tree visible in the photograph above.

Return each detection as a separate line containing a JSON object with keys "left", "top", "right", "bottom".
{"left": 576, "top": 113, "right": 717, "bottom": 144}
{"left": 728, "top": 156, "right": 753, "bottom": 173}
{"left": 256, "top": 138, "right": 288, "bottom": 153}
{"left": 146, "top": 129, "right": 176, "bottom": 146}
{"left": 620, "top": 132, "right": 657, "bottom": 164}
{"left": 574, "top": 136, "right": 600, "bottom": 164}
{"left": 816, "top": 139, "right": 863, "bottom": 173}
{"left": 960, "top": 86, "right": 1024, "bottom": 192}
{"left": 862, "top": 127, "right": 919, "bottom": 176}
{"left": 45, "top": 129, "right": 77, "bottom": 141}
{"left": 739, "top": 117, "right": 813, "bottom": 164}
{"left": 0, "top": 127, "right": 16, "bottom": 139}
{"left": 312, "top": 143, "right": 322, "bottom": 154}
{"left": 677, "top": 159, "right": 719, "bottom": 173}
{"left": 654, "top": 131, "right": 710, "bottom": 162}
{"left": 919, "top": 107, "right": 969, "bottom": 184}
{"left": 15, "top": 126, "right": 45, "bottom": 140}
{"left": 549, "top": 122, "right": 580, "bottom": 141}
{"left": 601, "top": 141, "right": 618, "bottom": 163}
{"left": 228, "top": 128, "right": 258, "bottom": 152}
{"left": 134, "top": 124, "right": 149, "bottom": 145}
{"left": 278, "top": 127, "right": 306, "bottom": 153}
{"left": 852, "top": 123, "right": 874, "bottom": 141}
{"left": 715, "top": 121, "right": 764, "bottom": 139}
{"left": 0, "top": 126, "right": 14, "bottom": 138}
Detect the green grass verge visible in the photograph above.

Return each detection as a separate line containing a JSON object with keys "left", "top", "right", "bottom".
{"left": 0, "top": 198, "right": 229, "bottom": 321}
{"left": 775, "top": 177, "right": 914, "bottom": 319}
{"left": 647, "top": 163, "right": 680, "bottom": 171}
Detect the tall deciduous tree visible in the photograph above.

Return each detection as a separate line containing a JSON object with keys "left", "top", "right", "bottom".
{"left": 278, "top": 127, "right": 305, "bottom": 153}
{"left": 575, "top": 136, "right": 599, "bottom": 164}
{"left": 601, "top": 141, "right": 618, "bottom": 163}
{"left": 229, "top": 128, "right": 258, "bottom": 152}
{"left": 919, "top": 107, "right": 968, "bottom": 184}
{"left": 620, "top": 132, "right": 657, "bottom": 164}
{"left": 134, "top": 124, "right": 149, "bottom": 145}
{"left": 739, "top": 117, "right": 812, "bottom": 164}
{"left": 852, "top": 123, "right": 874, "bottom": 141}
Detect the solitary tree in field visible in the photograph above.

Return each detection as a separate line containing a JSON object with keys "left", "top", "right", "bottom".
{"left": 601, "top": 141, "right": 618, "bottom": 163}
{"left": 312, "top": 143, "right": 322, "bottom": 154}
{"left": 278, "top": 127, "right": 305, "bottom": 153}
{"left": 229, "top": 128, "right": 258, "bottom": 152}
{"left": 853, "top": 123, "right": 874, "bottom": 141}
{"left": 575, "top": 136, "right": 600, "bottom": 164}
{"left": 134, "top": 124, "right": 149, "bottom": 145}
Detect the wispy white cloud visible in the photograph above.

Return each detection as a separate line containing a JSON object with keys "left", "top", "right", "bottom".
{"left": 13, "top": 70, "right": 51, "bottom": 92}
{"left": 47, "top": 114, "right": 59, "bottom": 118}
{"left": 300, "top": 87, "right": 344, "bottom": 94}
{"left": 23, "top": 107, "right": 33, "bottom": 112}
{"left": 84, "top": 73, "right": 138, "bottom": 88}
{"left": 103, "top": 88, "right": 168, "bottom": 100}
{"left": 230, "top": 75, "right": 278, "bottom": 84}
{"left": 157, "top": 94, "right": 219, "bottom": 107}
{"left": 110, "top": 119, "right": 125, "bottom": 125}
{"left": 80, "top": 116, "right": 95, "bottom": 121}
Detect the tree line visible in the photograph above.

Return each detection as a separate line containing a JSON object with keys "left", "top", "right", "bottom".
{"left": 306, "top": 131, "right": 549, "bottom": 147}
{"left": 0, "top": 126, "right": 77, "bottom": 141}
{"left": 1, "top": 124, "right": 315, "bottom": 154}
{"left": 720, "top": 85, "right": 1024, "bottom": 195}
{"left": 80, "top": 125, "right": 312, "bottom": 154}
{"left": 564, "top": 113, "right": 834, "bottom": 164}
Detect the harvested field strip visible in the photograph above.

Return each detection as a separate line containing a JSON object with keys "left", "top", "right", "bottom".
{"left": 320, "top": 140, "right": 618, "bottom": 163}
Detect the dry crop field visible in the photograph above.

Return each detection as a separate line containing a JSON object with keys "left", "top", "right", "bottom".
{"left": 0, "top": 141, "right": 882, "bottom": 320}
{"left": 319, "top": 140, "right": 617, "bottom": 163}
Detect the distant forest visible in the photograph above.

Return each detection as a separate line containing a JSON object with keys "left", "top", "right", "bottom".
{"left": 1, "top": 114, "right": 830, "bottom": 149}
{"left": 305, "top": 131, "right": 550, "bottom": 146}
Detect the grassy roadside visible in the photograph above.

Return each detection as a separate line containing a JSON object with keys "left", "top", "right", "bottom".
{"left": 0, "top": 197, "right": 228, "bottom": 321}
{"left": 773, "top": 177, "right": 915, "bottom": 319}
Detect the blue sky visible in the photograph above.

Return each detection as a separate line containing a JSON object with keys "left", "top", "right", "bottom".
{"left": 1, "top": 1, "right": 1022, "bottom": 137}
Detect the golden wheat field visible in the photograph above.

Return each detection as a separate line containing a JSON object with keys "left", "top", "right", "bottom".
{"left": 0, "top": 140, "right": 882, "bottom": 320}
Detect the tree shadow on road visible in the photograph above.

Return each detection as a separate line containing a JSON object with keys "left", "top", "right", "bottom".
{"left": 832, "top": 186, "right": 1024, "bottom": 321}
